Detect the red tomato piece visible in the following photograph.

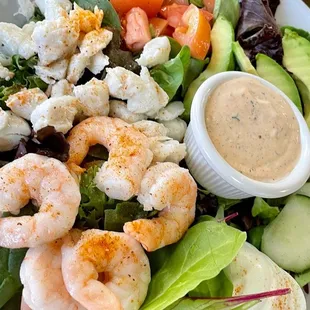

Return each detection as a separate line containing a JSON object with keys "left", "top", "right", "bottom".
{"left": 160, "top": 4, "right": 188, "bottom": 28}
{"left": 110, "top": 0, "right": 164, "bottom": 17}
{"left": 149, "top": 17, "right": 169, "bottom": 37}
{"left": 173, "top": 4, "right": 211, "bottom": 60}
{"left": 203, "top": 0, "right": 215, "bottom": 13}
{"left": 123, "top": 8, "right": 152, "bottom": 52}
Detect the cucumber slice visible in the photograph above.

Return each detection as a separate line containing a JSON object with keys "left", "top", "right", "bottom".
{"left": 182, "top": 15, "right": 234, "bottom": 121}
{"left": 261, "top": 195, "right": 310, "bottom": 273}
{"left": 256, "top": 53, "right": 302, "bottom": 113}
{"left": 282, "top": 29, "right": 310, "bottom": 125}
{"left": 296, "top": 182, "right": 310, "bottom": 198}
{"left": 232, "top": 42, "right": 258, "bottom": 75}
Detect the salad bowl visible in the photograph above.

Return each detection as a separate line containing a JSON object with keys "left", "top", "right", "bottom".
{"left": 0, "top": 0, "right": 310, "bottom": 309}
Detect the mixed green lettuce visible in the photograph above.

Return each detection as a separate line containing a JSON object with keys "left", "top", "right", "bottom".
{"left": 74, "top": 0, "right": 121, "bottom": 30}
{"left": 75, "top": 162, "right": 158, "bottom": 231}
{"left": 0, "top": 55, "right": 47, "bottom": 109}
{"left": 141, "top": 221, "right": 246, "bottom": 310}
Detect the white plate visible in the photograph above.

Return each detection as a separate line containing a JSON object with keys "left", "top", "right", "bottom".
{"left": 0, "top": 0, "right": 310, "bottom": 308}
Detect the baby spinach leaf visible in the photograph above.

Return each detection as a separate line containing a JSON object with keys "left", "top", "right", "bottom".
{"left": 168, "top": 37, "right": 182, "bottom": 59}
{"left": 2, "top": 290, "right": 22, "bottom": 310}
{"left": 141, "top": 221, "right": 246, "bottom": 310}
{"left": 148, "top": 243, "right": 178, "bottom": 276}
{"left": 75, "top": 0, "right": 121, "bottom": 30}
{"left": 247, "top": 226, "right": 265, "bottom": 250}
{"left": 251, "top": 197, "right": 279, "bottom": 224}
{"left": 151, "top": 46, "right": 191, "bottom": 101}
{"left": 104, "top": 202, "right": 157, "bottom": 232}
{"left": 0, "top": 248, "right": 27, "bottom": 308}
{"left": 188, "top": 270, "right": 233, "bottom": 298}
{"left": 182, "top": 57, "right": 209, "bottom": 96}
{"left": 165, "top": 298, "right": 259, "bottom": 310}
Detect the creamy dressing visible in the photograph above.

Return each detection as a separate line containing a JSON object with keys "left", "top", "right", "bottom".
{"left": 205, "top": 77, "right": 301, "bottom": 182}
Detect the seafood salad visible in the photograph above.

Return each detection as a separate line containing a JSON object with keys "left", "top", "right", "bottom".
{"left": 0, "top": 0, "right": 310, "bottom": 309}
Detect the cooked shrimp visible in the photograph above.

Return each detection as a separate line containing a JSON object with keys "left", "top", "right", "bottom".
{"left": 20, "top": 238, "right": 85, "bottom": 310}
{"left": 61, "top": 229, "right": 151, "bottom": 310}
{"left": 124, "top": 162, "right": 197, "bottom": 251}
{"left": 0, "top": 154, "right": 80, "bottom": 248}
{"left": 66, "top": 116, "right": 153, "bottom": 201}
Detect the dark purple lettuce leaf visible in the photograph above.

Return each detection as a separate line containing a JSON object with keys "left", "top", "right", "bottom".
{"left": 237, "top": 0, "right": 283, "bottom": 63}
{"left": 268, "top": 0, "right": 280, "bottom": 15}
{"left": 15, "top": 126, "right": 70, "bottom": 162}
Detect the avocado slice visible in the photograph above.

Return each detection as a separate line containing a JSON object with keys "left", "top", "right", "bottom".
{"left": 256, "top": 53, "right": 302, "bottom": 113}
{"left": 182, "top": 15, "right": 235, "bottom": 121}
{"left": 232, "top": 42, "right": 258, "bottom": 75}
{"left": 294, "top": 75, "right": 310, "bottom": 125}
{"left": 213, "top": 0, "right": 240, "bottom": 29}
{"left": 282, "top": 29, "right": 310, "bottom": 126}
{"left": 261, "top": 195, "right": 310, "bottom": 273}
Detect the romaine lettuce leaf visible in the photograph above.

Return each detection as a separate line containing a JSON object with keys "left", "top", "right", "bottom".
{"left": 141, "top": 221, "right": 246, "bottom": 310}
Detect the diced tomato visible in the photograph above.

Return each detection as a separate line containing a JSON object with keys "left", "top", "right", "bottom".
{"left": 110, "top": 0, "right": 164, "bottom": 17}
{"left": 200, "top": 8, "right": 213, "bottom": 22}
{"left": 173, "top": 4, "right": 211, "bottom": 60}
{"left": 203, "top": 0, "right": 215, "bottom": 13}
{"left": 162, "top": 25, "right": 174, "bottom": 36}
{"left": 163, "top": 0, "right": 189, "bottom": 4}
{"left": 160, "top": 4, "right": 188, "bottom": 28}
{"left": 123, "top": 8, "right": 152, "bottom": 52}
{"left": 149, "top": 17, "right": 169, "bottom": 37}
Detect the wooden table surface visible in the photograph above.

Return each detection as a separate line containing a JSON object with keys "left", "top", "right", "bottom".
{"left": 305, "top": 0, "right": 310, "bottom": 6}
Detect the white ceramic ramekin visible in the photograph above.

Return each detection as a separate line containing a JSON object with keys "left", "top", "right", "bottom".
{"left": 185, "top": 71, "right": 310, "bottom": 199}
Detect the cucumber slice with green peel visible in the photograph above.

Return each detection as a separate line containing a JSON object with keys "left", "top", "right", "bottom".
{"left": 232, "top": 42, "right": 258, "bottom": 75}
{"left": 182, "top": 15, "right": 234, "bottom": 121}
{"left": 256, "top": 53, "right": 302, "bottom": 113}
{"left": 282, "top": 29, "right": 310, "bottom": 122}
{"left": 296, "top": 182, "right": 310, "bottom": 198}
{"left": 261, "top": 195, "right": 310, "bottom": 273}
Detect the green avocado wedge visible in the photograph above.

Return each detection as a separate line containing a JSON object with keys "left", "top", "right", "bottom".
{"left": 182, "top": 15, "right": 234, "bottom": 121}
{"left": 282, "top": 29, "right": 310, "bottom": 126}
{"left": 232, "top": 41, "right": 258, "bottom": 75}
{"left": 256, "top": 53, "right": 302, "bottom": 113}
